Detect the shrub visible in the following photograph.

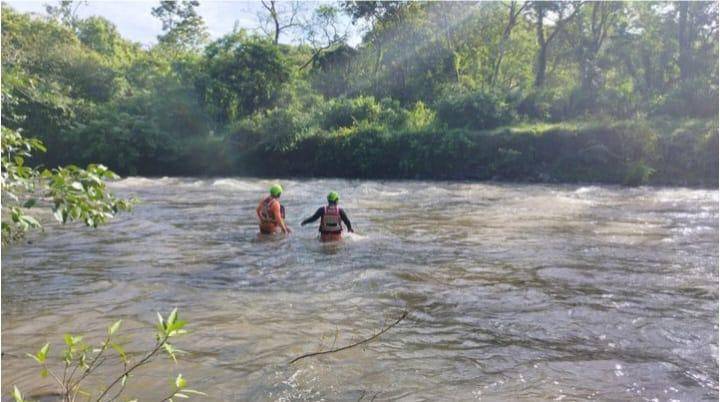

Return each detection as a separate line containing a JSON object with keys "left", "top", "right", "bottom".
{"left": 435, "top": 87, "right": 515, "bottom": 129}
{"left": 516, "top": 88, "right": 564, "bottom": 120}
{"left": 623, "top": 161, "right": 655, "bottom": 186}
{"left": 405, "top": 101, "right": 436, "bottom": 131}
{"left": 320, "top": 96, "right": 381, "bottom": 130}
{"left": 651, "top": 79, "right": 719, "bottom": 118}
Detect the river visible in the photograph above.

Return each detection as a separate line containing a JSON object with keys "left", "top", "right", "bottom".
{"left": 2, "top": 178, "right": 718, "bottom": 401}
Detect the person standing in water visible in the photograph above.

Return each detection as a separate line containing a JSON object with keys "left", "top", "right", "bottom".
{"left": 257, "top": 184, "right": 292, "bottom": 235}
{"left": 301, "top": 191, "right": 353, "bottom": 241}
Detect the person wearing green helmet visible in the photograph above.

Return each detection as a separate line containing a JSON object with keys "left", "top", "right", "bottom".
{"left": 301, "top": 191, "right": 353, "bottom": 242}
{"left": 256, "top": 184, "right": 291, "bottom": 235}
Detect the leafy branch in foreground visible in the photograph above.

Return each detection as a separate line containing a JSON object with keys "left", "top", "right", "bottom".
{"left": 12, "top": 309, "right": 205, "bottom": 402}
{"left": 1, "top": 127, "right": 136, "bottom": 244}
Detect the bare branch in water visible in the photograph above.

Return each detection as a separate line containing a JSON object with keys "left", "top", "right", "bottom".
{"left": 289, "top": 311, "right": 407, "bottom": 364}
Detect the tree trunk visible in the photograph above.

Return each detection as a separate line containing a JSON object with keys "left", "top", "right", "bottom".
{"left": 373, "top": 41, "right": 384, "bottom": 94}
{"left": 534, "top": 5, "right": 546, "bottom": 88}
{"left": 491, "top": 1, "right": 519, "bottom": 87}
{"left": 274, "top": 19, "right": 280, "bottom": 44}
{"left": 677, "top": 1, "right": 690, "bottom": 81}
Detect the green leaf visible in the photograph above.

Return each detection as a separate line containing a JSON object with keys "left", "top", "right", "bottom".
{"left": 70, "top": 181, "right": 84, "bottom": 191}
{"left": 167, "top": 319, "right": 187, "bottom": 336}
{"left": 157, "top": 312, "right": 165, "bottom": 331}
{"left": 20, "top": 215, "right": 40, "bottom": 228}
{"left": 22, "top": 199, "right": 36, "bottom": 208}
{"left": 26, "top": 353, "right": 41, "bottom": 363}
{"left": 108, "top": 320, "right": 122, "bottom": 335}
{"left": 121, "top": 375, "right": 128, "bottom": 387}
{"left": 167, "top": 308, "right": 178, "bottom": 327}
{"left": 40, "top": 367, "right": 49, "bottom": 378}
{"left": 37, "top": 343, "right": 50, "bottom": 362}
{"left": 53, "top": 208, "right": 64, "bottom": 223}
{"left": 110, "top": 342, "right": 126, "bottom": 362}
{"left": 163, "top": 343, "right": 178, "bottom": 363}
{"left": 12, "top": 385, "right": 24, "bottom": 402}
{"left": 175, "top": 373, "right": 187, "bottom": 389}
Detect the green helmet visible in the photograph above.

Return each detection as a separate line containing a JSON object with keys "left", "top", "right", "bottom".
{"left": 270, "top": 184, "right": 283, "bottom": 197}
{"left": 327, "top": 191, "right": 339, "bottom": 203}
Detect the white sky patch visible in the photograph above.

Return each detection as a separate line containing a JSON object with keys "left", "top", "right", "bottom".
{"left": 4, "top": 0, "right": 363, "bottom": 47}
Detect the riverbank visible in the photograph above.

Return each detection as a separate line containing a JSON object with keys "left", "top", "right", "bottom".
{"left": 235, "top": 117, "right": 717, "bottom": 187}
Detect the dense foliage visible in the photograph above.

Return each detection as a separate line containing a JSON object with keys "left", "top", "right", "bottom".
{"left": 1, "top": 1, "right": 717, "bottom": 186}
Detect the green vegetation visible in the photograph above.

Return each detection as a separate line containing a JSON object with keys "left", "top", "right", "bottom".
{"left": 1, "top": 126, "right": 134, "bottom": 244}
{"left": 1, "top": 1, "right": 717, "bottom": 186}
{"left": 12, "top": 309, "right": 204, "bottom": 402}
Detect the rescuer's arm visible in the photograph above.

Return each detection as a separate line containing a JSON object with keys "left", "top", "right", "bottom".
{"left": 301, "top": 208, "right": 324, "bottom": 226}
{"left": 273, "top": 203, "right": 291, "bottom": 234}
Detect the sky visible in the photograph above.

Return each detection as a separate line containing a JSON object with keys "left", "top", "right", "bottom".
{"left": 4, "top": 0, "right": 363, "bottom": 47}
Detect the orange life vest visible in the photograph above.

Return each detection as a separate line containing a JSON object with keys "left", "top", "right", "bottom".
{"left": 320, "top": 205, "right": 342, "bottom": 233}
{"left": 260, "top": 197, "right": 278, "bottom": 224}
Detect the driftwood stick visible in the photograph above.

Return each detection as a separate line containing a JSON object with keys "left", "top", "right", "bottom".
{"left": 290, "top": 311, "right": 408, "bottom": 364}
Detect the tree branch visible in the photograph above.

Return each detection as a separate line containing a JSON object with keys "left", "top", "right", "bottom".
{"left": 95, "top": 334, "right": 170, "bottom": 402}
{"left": 289, "top": 311, "right": 407, "bottom": 364}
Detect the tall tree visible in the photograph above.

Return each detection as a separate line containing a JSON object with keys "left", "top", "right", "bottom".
{"left": 490, "top": 1, "right": 528, "bottom": 86}
{"left": 342, "top": 1, "right": 406, "bottom": 92}
{"left": 570, "top": 2, "right": 620, "bottom": 94}
{"left": 300, "top": 5, "right": 348, "bottom": 70}
{"left": 528, "top": 1, "right": 582, "bottom": 88}
{"left": 151, "top": 0, "right": 209, "bottom": 52}
{"left": 677, "top": 1, "right": 690, "bottom": 81}
{"left": 196, "top": 33, "right": 291, "bottom": 124}
{"left": 258, "top": 0, "right": 302, "bottom": 45}
{"left": 44, "top": 0, "right": 85, "bottom": 28}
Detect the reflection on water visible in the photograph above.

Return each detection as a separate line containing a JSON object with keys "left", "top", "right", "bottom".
{"left": 2, "top": 178, "right": 718, "bottom": 401}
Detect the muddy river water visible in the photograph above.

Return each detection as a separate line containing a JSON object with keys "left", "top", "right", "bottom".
{"left": 2, "top": 178, "right": 718, "bottom": 400}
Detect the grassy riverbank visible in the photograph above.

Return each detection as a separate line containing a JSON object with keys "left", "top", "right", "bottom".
{"left": 236, "top": 117, "right": 717, "bottom": 187}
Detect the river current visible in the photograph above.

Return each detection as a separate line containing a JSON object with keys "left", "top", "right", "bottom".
{"left": 2, "top": 178, "right": 718, "bottom": 401}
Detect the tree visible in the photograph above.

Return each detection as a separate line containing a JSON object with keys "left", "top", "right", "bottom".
{"left": 677, "top": 1, "right": 690, "bottom": 81}
{"left": 258, "top": 0, "right": 303, "bottom": 45}
{"left": 300, "top": 5, "right": 349, "bottom": 70}
{"left": 76, "top": 16, "right": 129, "bottom": 60}
{"left": 569, "top": 2, "right": 621, "bottom": 95}
{"left": 44, "top": 0, "right": 85, "bottom": 28}
{"left": 151, "top": 0, "right": 209, "bottom": 52}
{"left": 527, "top": 1, "right": 582, "bottom": 88}
{"left": 342, "top": 1, "right": 407, "bottom": 90}
{"left": 311, "top": 44, "right": 358, "bottom": 97}
{"left": 342, "top": 1, "right": 405, "bottom": 24}
{"left": 490, "top": 1, "right": 528, "bottom": 87}
{"left": 196, "top": 33, "right": 291, "bottom": 124}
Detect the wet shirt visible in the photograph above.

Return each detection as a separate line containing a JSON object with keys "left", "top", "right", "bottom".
{"left": 302, "top": 205, "right": 353, "bottom": 232}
